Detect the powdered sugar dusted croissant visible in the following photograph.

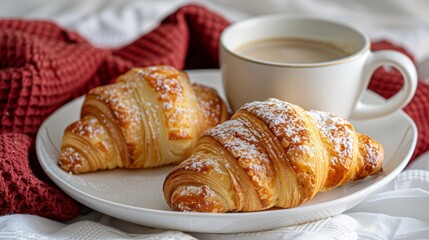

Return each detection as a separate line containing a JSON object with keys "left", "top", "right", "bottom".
{"left": 163, "top": 98, "right": 383, "bottom": 212}
{"left": 58, "top": 66, "right": 229, "bottom": 174}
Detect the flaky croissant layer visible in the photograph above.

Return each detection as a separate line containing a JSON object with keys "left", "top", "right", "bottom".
{"left": 58, "top": 66, "right": 229, "bottom": 174}
{"left": 163, "top": 98, "right": 383, "bottom": 213}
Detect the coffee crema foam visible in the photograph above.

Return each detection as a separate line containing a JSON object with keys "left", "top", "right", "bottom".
{"left": 236, "top": 38, "right": 355, "bottom": 64}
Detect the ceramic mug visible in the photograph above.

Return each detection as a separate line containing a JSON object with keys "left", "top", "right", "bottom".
{"left": 220, "top": 16, "right": 417, "bottom": 119}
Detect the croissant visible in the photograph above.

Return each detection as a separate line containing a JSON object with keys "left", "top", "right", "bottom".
{"left": 58, "top": 66, "right": 229, "bottom": 174}
{"left": 163, "top": 98, "right": 384, "bottom": 212}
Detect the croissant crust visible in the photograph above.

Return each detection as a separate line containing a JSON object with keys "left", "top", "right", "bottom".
{"left": 163, "top": 98, "right": 383, "bottom": 212}
{"left": 58, "top": 66, "right": 229, "bottom": 174}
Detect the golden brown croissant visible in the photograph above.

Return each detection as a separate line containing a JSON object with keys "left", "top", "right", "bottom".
{"left": 58, "top": 66, "right": 229, "bottom": 174}
{"left": 163, "top": 98, "right": 383, "bottom": 212}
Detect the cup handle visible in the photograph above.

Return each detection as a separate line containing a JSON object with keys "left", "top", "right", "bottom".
{"left": 350, "top": 50, "right": 417, "bottom": 120}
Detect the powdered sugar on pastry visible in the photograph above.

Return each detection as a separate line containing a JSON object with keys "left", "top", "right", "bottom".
{"left": 192, "top": 83, "right": 224, "bottom": 127}
{"left": 240, "top": 99, "right": 313, "bottom": 159}
{"left": 132, "top": 66, "right": 192, "bottom": 140}
{"left": 204, "top": 118, "right": 273, "bottom": 200}
{"left": 181, "top": 154, "right": 224, "bottom": 175}
{"left": 173, "top": 185, "right": 222, "bottom": 212}
{"left": 307, "top": 110, "right": 354, "bottom": 164}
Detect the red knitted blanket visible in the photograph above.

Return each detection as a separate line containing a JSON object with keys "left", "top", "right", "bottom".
{"left": 0, "top": 4, "right": 427, "bottom": 221}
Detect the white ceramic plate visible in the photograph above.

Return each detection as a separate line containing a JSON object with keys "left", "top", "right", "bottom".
{"left": 36, "top": 70, "right": 417, "bottom": 233}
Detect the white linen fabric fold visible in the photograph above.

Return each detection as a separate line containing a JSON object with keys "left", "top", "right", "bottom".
{"left": 1, "top": 1, "right": 429, "bottom": 239}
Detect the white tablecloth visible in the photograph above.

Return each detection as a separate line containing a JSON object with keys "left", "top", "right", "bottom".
{"left": 1, "top": 1, "right": 429, "bottom": 239}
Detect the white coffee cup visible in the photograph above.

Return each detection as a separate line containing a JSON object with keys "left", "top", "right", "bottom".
{"left": 220, "top": 16, "right": 417, "bottom": 120}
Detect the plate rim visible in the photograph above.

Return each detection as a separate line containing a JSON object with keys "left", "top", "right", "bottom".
{"left": 35, "top": 69, "right": 418, "bottom": 231}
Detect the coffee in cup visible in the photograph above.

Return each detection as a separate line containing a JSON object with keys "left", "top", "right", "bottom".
{"left": 236, "top": 37, "right": 353, "bottom": 64}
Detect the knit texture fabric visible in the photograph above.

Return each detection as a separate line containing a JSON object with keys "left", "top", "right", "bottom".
{"left": 0, "top": 4, "right": 427, "bottom": 221}
{"left": 0, "top": 134, "right": 79, "bottom": 221}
